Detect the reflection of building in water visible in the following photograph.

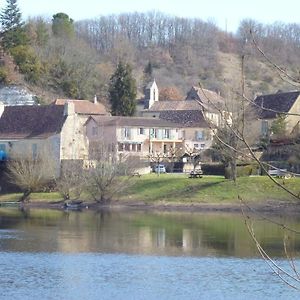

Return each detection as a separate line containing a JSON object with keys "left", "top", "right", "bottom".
{"left": 56, "top": 213, "right": 92, "bottom": 253}
{"left": 138, "top": 227, "right": 166, "bottom": 250}
{"left": 138, "top": 227, "right": 152, "bottom": 249}
{"left": 155, "top": 228, "right": 166, "bottom": 248}
{"left": 182, "top": 229, "right": 193, "bottom": 251}
{"left": 57, "top": 231, "right": 92, "bottom": 253}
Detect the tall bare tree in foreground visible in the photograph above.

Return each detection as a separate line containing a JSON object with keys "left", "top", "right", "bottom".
{"left": 204, "top": 29, "right": 300, "bottom": 289}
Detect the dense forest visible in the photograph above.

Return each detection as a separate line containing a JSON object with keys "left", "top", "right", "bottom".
{"left": 1, "top": 0, "right": 300, "bottom": 105}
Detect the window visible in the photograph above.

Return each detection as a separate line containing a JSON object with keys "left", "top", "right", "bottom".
{"left": 200, "top": 143, "right": 205, "bottom": 148}
{"left": 0, "top": 144, "right": 5, "bottom": 152}
{"left": 137, "top": 144, "right": 142, "bottom": 152}
{"left": 150, "top": 128, "right": 155, "bottom": 138}
{"left": 92, "top": 127, "right": 98, "bottom": 136}
{"left": 124, "top": 144, "right": 130, "bottom": 151}
{"left": 196, "top": 131, "right": 204, "bottom": 141}
{"left": 124, "top": 128, "right": 131, "bottom": 139}
{"left": 194, "top": 144, "right": 199, "bottom": 149}
{"left": 139, "top": 128, "right": 144, "bottom": 135}
{"left": 163, "top": 144, "right": 167, "bottom": 153}
{"left": 32, "top": 144, "right": 37, "bottom": 159}
{"left": 164, "top": 129, "right": 170, "bottom": 139}
{"left": 118, "top": 143, "right": 124, "bottom": 151}
{"left": 261, "top": 120, "right": 269, "bottom": 135}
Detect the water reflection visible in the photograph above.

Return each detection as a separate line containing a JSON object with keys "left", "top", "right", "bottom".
{"left": 0, "top": 208, "right": 300, "bottom": 257}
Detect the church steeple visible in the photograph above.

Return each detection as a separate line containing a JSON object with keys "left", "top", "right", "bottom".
{"left": 144, "top": 79, "right": 159, "bottom": 109}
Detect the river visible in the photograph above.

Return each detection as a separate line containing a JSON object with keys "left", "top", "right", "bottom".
{"left": 0, "top": 208, "right": 299, "bottom": 299}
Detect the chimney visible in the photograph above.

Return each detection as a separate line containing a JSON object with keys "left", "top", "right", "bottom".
{"left": 94, "top": 95, "right": 98, "bottom": 104}
{"left": 63, "top": 101, "right": 75, "bottom": 116}
{"left": 0, "top": 101, "right": 4, "bottom": 118}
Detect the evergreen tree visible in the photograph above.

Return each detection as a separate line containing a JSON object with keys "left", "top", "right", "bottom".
{"left": 52, "top": 13, "right": 74, "bottom": 39}
{"left": 0, "top": 0, "right": 27, "bottom": 49}
{"left": 108, "top": 61, "right": 137, "bottom": 116}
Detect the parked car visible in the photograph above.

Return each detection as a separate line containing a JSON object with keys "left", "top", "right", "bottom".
{"left": 154, "top": 164, "right": 166, "bottom": 173}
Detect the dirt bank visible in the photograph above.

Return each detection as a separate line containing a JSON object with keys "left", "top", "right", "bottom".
{"left": 13, "top": 199, "right": 300, "bottom": 215}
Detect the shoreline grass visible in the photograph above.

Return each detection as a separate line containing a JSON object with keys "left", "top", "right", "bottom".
{"left": 0, "top": 174, "right": 299, "bottom": 204}
{"left": 119, "top": 174, "right": 300, "bottom": 204}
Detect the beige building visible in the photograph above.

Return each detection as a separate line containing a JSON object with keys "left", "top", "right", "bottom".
{"left": 251, "top": 91, "right": 300, "bottom": 138}
{"left": 85, "top": 115, "right": 183, "bottom": 159}
{"left": 138, "top": 81, "right": 217, "bottom": 151}
{"left": 0, "top": 99, "right": 109, "bottom": 177}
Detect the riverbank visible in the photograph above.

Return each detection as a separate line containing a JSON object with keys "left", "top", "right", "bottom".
{"left": 1, "top": 175, "right": 299, "bottom": 214}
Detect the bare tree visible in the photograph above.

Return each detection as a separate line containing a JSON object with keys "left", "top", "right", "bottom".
{"left": 184, "top": 145, "right": 203, "bottom": 173}
{"left": 6, "top": 152, "right": 56, "bottom": 202}
{"left": 56, "top": 160, "right": 85, "bottom": 201}
{"left": 84, "top": 143, "right": 137, "bottom": 203}
{"left": 148, "top": 151, "right": 166, "bottom": 175}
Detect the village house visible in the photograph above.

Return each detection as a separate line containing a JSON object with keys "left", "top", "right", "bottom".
{"left": 252, "top": 91, "right": 300, "bottom": 137}
{"left": 85, "top": 115, "right": 183, "bottom": 158}
{"left": 0, "top": 99, "right": 109, "bottom": 177}
{"left": 137, "top": 80, "right": 219, "bottom": 151}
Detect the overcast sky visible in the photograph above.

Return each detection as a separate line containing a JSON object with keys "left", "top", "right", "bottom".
{"left": 0, "top": 0, "right": 299, "bottom": 32}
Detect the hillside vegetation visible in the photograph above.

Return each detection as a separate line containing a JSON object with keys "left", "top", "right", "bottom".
{"left": 1, "top": 7, "right": 300, "bottom": 104}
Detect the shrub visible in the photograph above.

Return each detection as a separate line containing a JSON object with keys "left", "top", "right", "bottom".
{"left": 0, "top": 66, "right": 8, "bottom": 84}
{"left": 201, "top": 163, "right": 225, "bottom": 175}
{"left": 10, "top": 45, "right": 42, "bottom": 83}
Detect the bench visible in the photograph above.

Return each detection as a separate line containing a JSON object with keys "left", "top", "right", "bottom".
{"left": 189, "top": 170, "right": 203, "bottom": 178}
{"left": 131, "top": 172, "right": 141, "bottom": 177}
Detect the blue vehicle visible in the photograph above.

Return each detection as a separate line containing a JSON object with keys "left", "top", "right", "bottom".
{"left": 0, "top": 150, "right": 7, "bottom": 161}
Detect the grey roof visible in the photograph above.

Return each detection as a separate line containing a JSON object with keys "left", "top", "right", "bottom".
{"left": 0, "top": 105, "right": 66, "bottom": 139}
{"left": 186, "top": 86, "right": 225, "bottom": 112}
{"left": 253, "top": 91, "right": 300, "bottom": 119}
{"left": 87, "top": 116, "right": 181, "bottom": 128}
{"left": 159, "top": 110, "right": 209, "bottom": 128}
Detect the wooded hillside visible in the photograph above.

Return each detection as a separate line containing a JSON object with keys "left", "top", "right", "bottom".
{"left": 1, "top": 4, "right": 300, "bottom": 104}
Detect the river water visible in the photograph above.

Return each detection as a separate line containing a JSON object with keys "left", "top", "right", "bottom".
{"left": 0, "top": 208, "right": 300, "bottom": 299}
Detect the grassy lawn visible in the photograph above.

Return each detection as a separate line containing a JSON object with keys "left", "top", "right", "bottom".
{"left": 0, "top": 192, "right": 62, "bottom": 202}
{"left": 120, "top": 174, "right": 300, "bottom": 204}
{"left": 1, "top": 174, "right": 299, "bottom": 205}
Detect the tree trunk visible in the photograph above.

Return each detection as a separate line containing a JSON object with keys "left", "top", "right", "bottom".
{"left": 19, "top": 189, "right": 31, "bottom": 202}
{"left": 224, "top": 159, "right": 237, "bottom": 182}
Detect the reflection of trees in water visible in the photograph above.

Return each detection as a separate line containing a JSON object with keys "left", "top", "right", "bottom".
{"left": 1, "top": 209, "right": 300, "bottom": 257}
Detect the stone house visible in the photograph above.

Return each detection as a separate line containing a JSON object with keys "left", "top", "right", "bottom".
{"left": 0, "top": 99, "right": 109, "bottom": 177}
{"left": 85, "top": 115, "right": 183, "bottom": 160}
{"left": 252, "top": 91, "right": 300, "bottom": 137}
{"left": 158, "top": 110, "right": 213, "bottom": 151}
{"left": 185, "top": 86, "right": 230, "bottom": 127}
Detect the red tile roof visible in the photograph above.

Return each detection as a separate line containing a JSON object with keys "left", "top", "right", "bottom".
{"left": 54, "top": 99, "right": 109, "bottom": 115}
